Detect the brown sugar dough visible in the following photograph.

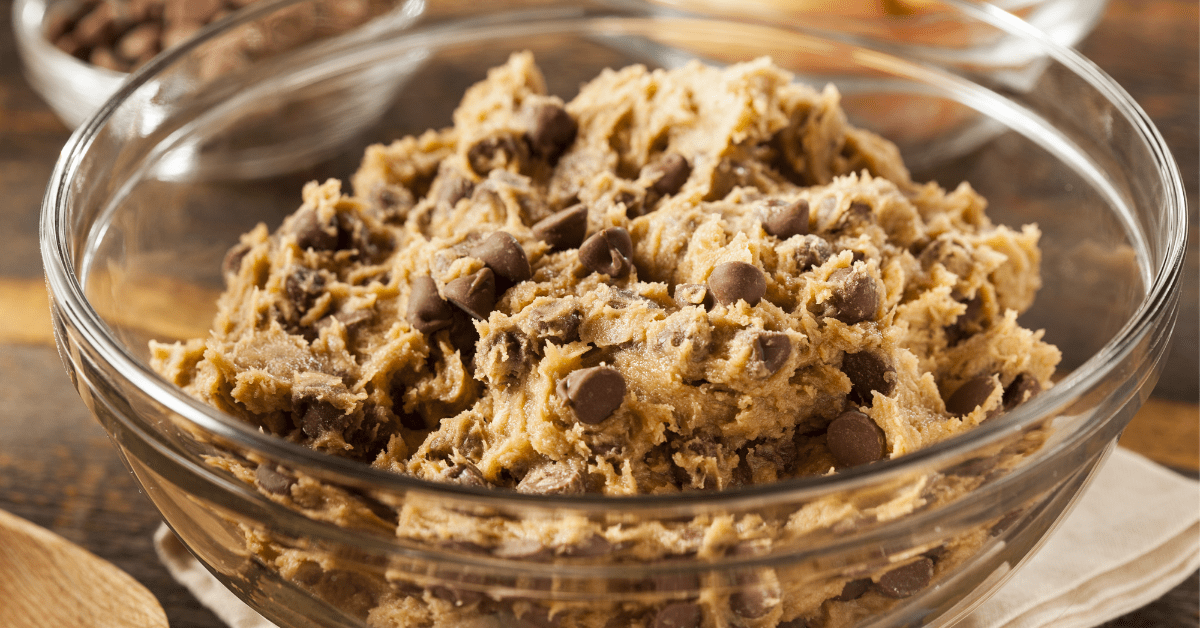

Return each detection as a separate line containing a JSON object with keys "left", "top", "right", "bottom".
{"left": 150, "top": 52, "right": 1061, "bottom": 627}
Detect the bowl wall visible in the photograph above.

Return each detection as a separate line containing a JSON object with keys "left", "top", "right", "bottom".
{"left": 41, "top": 1, "right": 1184, "bottom": 627}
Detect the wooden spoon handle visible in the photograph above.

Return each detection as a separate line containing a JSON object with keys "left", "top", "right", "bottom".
{"left": 0, "top": 508, "right": 168, "bottom": 628}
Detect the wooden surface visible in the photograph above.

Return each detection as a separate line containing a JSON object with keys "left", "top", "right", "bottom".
{"left": 0, "top": 1, "right": 1195, "bottom": 627}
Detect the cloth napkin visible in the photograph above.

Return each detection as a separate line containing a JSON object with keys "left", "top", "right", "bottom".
{"left": 154, "top": 446, "right": 1200, "bottom": 628}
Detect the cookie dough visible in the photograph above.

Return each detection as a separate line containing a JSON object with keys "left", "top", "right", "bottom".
{"left": 152, "top": 52, "right": 1061, "bottom": 627}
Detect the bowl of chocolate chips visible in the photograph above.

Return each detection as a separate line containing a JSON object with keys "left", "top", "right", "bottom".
{"left": 40, "top": 1, "right": 1186, "bottom": 627}
{"left": 13, "top": 0, "right": 248, "bottom": 127}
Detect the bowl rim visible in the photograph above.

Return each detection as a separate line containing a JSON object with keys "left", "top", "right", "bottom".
{"left": 39, "top": 0, "right": 1189, "bottom": 511}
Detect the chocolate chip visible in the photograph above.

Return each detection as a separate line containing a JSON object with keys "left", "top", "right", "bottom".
{"left": 731, "top": 585, "right": 772, "bottom": 618}
{"left": 532, "top": 204, "right": 588, "bottom": 252}
{"left": 763, "top": 199, "right": 810, "bottom": 239}
{"left": 752, "top": 332, "right": 791, "bottom": 374}
{"left": 255, "top": 464, "right": 295, "bottom": 495}
{"left": 435, "top": 172, "right": 474, "bottom": 207}
{"left": 842, "top": 351, "right": 895, "bottom": 406}
{"left": 467, "top": 134, "right": 529, "bottom": 176}
{"left": 828, "top": 267, "right": 878, "bottom": 324}
{"left": 557, "top": 366, "right": 626, "bottom": 424}
{"left": 707, "top": 262, "right": 765, "bottom": 306}
{"left": 645, "top": 153, "right": 691, "bottom": 197}
{"left": 444, "top": 462, "right": 489, "bottom": 488}
{"left": 471, "top": 231, "right": 531, "bottom": 285}
{"left": 1003, "top": 372, "right": 1042, "bottom": 410}
{"left": 794, "top": 234, "right": 833, "bottom": 271}
{"left": 835, "top": 578, "right": 872, "bottom": 601}
{"left": 653, "top": 572, "right": 700, "bottom": 593}
{"left": 448, "top": 310, "right": 480, "bottom": 360}
{"left": 407, "top": 276, "right": 455, "bottom": 333}
{"left": 290, "top": 208, "right": 338, "bottom": 251}
{"left": 875, "top": 557, "right": 933, "bottom": 599}
{"left": 827, "top": 410, "right": 886, "bottom": 468}
{"left": 945, "top": 375, "right": 999, "bottom": 418}
{"left": 654, "top": 602, "right": 701, "bottom": 628}
{"left": 945, "top": 294, "right": 983, "bottom": 345}
{"left": 444, "top": 268, "right": 497, "bottom": 320}
{"left": 578, "top": 227, "right": 633, "bottom": 278}
{"left": 299, "top": 400, "right": 348, "bottom": 437}
{"left": 222, "top": 241, "right": 251, "bottom": 279}
{"left": 368, "top": 183, "right": 415, "bottom": 222}
{"left": 285, "top": 266, "right": 325, "bottom": 314}
{"left": 516, "top": 462, "right": 583, "bottom": 495}
{"left": 527, "top": 102, "right": 577, "bottom": 163}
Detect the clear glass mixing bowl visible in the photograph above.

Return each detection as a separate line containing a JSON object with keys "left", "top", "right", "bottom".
{"left": 40, "top": 1, "right": 1185, "bottom": 627}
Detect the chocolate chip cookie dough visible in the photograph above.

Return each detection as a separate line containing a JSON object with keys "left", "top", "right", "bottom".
{"left": 152, "top": 52, "right": 1061, "bottom": 627}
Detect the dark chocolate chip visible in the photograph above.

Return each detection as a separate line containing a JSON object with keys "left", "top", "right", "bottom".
{"left": 445, "top": 462, "right": 488, "bottom": 488}
{"left": 753, "top": 332, "right": 791, "bottom": 375}
{"left": 875, "top": 557, "right": 934, "bottom": 599}
{"left": 1003, "top": 372, "right": 1042, "bottom": 410}
{"left": 653, "top": 572, "right": 700, "bottom": 593}
{"left": 443, "top": 268, "right": 497, "bottom": 320}
{"left": 557, "top": 366, "right": 626, "bottom": 424}
{"left": 707, "top": 261, "right": 765, "bottom": 306}
{"left": 448, "top": 310, "right": 480, "bottom": 360}
{"left": 255, "top": 463, "right": 295, "bottom": 495}
{"left": 285, "top": 266, "right": 325, "bottom": 314}
{"left": 794, "top": 234, "right": 833, "bottom": 271}
{"left": 578, "top": 227, "right": 634, "bottom": 278}
{"left": 655, "top": 602, "right": 702, "bottom": 628}
{"left": 827, "top": 410, "right": 886, "bottom": 468}
{"left": 516, "top": 462, "right": 584, "bottom": 495}
{"left": 299, "top": 400, "right": 348, "bottom": 437}
{"left": 467, "top": 134, "right": 529, "bottom": 176}
{"left": 731, "top": 585, "right": 772, "bottom": 618}
{"left": 222, "top": 241, "right": 251, "bottom": 278}
{"left": 835, "top": 578, "right": 872, "bottom": 601}
{"left": 290, "top": 208, "right": 338, "bottom": 251}
{"left": 645, "top": 153, "right": 691, "bottom": 197}
{"left": 527, "top": 102, "right": 577, "bottom": 163}
{"left": 945, "top": 294, "right": 983, "bottom": 345}
{"left": 435, "top": 172, "right": 474, "bottom": 207}
{"left": 407, "top": 276, "right": 455, "bottom": 333}
{"left": 836, "top": 201, "right": 874, "bottom": 232}
{"left": 763, "top": 199, "right": 810, "bottom": 240}
{"left": 368, "top": 183, "right": 415, "bottom": 222}
{"left": 532, "top": 204, "right": 589, "bottom": 252}
{"left": 471, "top": 231, "right": 531, "bottom": 285}
{"left": 842, "top": 351, "right": 896, "bottom": 406}
{"left": 828, "top": 267, "right": 878, "bottom": 324}
{"left": 945, "top": 375, "right": 999, "bottom": 418}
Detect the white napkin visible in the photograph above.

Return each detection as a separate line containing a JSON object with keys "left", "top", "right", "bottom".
{"left": 155, "top": 446, "right": 1200, "bottom": 628}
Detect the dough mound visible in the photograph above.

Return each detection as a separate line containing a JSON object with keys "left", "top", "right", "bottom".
{"left": 153, "top": 52, "right": 1058, "bottom": 497}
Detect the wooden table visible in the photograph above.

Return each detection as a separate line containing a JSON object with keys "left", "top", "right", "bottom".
{"left": 0, "top": 1, "right": 1195, "bottom": 626}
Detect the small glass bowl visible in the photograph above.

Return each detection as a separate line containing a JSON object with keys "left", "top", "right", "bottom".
{"left": 41, "top": 1, "right": 1184, "bottom": 627}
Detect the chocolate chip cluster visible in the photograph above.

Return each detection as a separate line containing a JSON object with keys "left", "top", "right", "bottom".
{"left": 43, "top": 0, "right": 255, "bottom": 73}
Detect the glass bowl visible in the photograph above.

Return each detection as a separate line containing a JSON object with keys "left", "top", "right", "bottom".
{"left": 40, "top": 1, "right": 1185, "bottom": 627}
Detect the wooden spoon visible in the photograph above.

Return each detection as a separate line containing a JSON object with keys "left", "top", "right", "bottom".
{"left": 0, "top": 508, "right": 168, "bottom": 628}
